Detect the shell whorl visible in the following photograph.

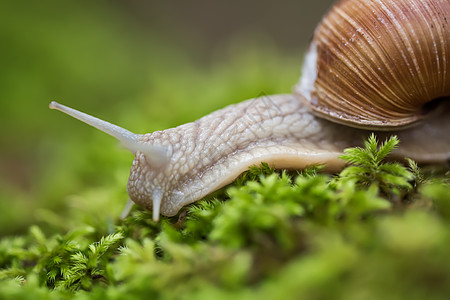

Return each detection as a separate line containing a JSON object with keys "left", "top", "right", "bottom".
{"left": 297, "top": 0, "right": 450, "bottom": 129}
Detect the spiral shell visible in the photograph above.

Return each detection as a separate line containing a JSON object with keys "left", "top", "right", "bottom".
{"left": 296, "top": 0, "right": 450, "bottom": 129}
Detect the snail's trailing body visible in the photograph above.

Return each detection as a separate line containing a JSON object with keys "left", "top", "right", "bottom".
{"left": 50, "top": 0, "right": 450, "bottom": 221}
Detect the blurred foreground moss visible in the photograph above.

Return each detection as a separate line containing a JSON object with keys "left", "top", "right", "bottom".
{"left": 0, "top": 136, "right": 449, "bottom": 299}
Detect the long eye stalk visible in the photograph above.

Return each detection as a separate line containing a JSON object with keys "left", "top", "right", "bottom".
{"left": 49, "top": 101, "right": 141, "bottom": 152}
{"left": 49, "top": 101, "right": 169, "bottom": 164}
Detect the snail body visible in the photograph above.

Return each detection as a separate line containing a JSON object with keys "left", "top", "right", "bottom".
{"left": 50, "top": 0, "right": 450, "bottom": 221}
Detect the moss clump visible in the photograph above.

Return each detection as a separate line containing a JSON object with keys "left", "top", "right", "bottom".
{"left": 0, "top": 135, "right": 449, "bottom": 299}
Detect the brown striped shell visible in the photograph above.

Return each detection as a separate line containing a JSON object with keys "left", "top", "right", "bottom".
{"left": 296, "top": 0, "right": 450, "bottom": 129}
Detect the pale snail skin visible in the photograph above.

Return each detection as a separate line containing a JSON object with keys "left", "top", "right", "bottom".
{"left": 50, "top": 0, "right": 450, "bottom": 221}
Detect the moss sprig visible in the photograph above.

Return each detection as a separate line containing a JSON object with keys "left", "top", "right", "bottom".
{"left": 337, "top": 134, "right": 414, "bottom": 200}
{"left": 0, "top": 134, "right": 449, "bottom": 299}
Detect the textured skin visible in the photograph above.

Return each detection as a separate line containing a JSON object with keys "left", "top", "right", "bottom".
{"left": 127, "top": 94, "right": 450, "bottom": 216}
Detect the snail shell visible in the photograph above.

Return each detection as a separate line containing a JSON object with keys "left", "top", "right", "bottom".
{"left": 297, "top": 0, "right": 450, "bottom": 129}
{"left": 50, "top": 0, "right": 450, "bottom": 221}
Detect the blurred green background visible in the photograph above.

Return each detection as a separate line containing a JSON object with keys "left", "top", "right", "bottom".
{"left": 0, "top": 0, "right": 334, "bottom": 235}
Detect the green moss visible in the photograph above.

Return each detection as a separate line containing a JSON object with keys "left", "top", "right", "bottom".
{"left": 1, "top": 135, "right": 449, "bottom": 299}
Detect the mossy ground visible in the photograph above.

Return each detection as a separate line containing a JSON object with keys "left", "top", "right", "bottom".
{"left": 1, "top": 135, "right": 449, "bottom": 299}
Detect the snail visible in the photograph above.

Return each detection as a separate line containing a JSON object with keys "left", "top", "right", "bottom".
{"left": 50, "top": 0, "right": 450, "bottom": 221}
